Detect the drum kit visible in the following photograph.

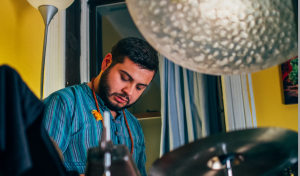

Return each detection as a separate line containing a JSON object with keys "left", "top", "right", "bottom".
{"left": 85, "top": 112, "right": 298, "bottom": 176}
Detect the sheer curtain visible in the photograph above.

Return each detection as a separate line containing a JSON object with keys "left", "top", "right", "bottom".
{"left": 222, "top": 74, "right": 257, "bottom": 131}
{"left": 159, "top": 56, "right": 222, "bottom": 155}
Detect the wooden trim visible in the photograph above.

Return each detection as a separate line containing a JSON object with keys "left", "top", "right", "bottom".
{"left": 134, "top": 112, "right": 161, "bottom": 119}
{"left": 88, "top": 1, "right": 97, "bottom": 79}
{"left": 80, "top": 0, "right": 90, "bottom": 83}
{"left": 241, "top": 74, "right": 253, "bottom": 128}
{"left": 66, "top": 0, "right": 81, "bottom": 87}
{"left": 216, "top": 76, "right": 226, "bottom": 133}
{"left": 247, "top": 74, "right": 257, "bottom": 127}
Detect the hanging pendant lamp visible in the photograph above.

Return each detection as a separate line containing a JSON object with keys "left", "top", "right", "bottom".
{"left": 126, "top": 0, "right": 298, "bottom": 75}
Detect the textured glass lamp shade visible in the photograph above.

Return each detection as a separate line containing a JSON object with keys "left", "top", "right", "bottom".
{"left": 27, "top": 0, "right": 74, "bottom": 11}
{"left": 126, "top": 0, "right": 298, "bottom": 75}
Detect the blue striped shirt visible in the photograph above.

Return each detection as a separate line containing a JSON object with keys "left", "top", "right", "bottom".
{"left": 43, "top": 83, "right": 147, "bottom": 175}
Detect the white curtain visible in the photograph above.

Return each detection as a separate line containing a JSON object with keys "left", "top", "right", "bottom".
{"left": 221, "top": 74, "right": 257, "bottom": 131}
{"left": 159, "top": 56, "right": 222, "bottom": 156}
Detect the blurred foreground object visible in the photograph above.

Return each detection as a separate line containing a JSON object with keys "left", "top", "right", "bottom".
{"left": 126, "top": 0, "right": 298, "bottom": 75}
{"left": 85, "top": 111, "right": 141, "bottom": 176}
{"left": 0, "top": 65, "right": 78, "bottom": 176}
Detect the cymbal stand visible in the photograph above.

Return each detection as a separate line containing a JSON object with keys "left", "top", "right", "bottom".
{"left": 103, "top": 111, "right": 111, "bottom": 176}
{"left": 225, "top": 158, "right": 233, "bottom": 176}
{"left": 222, "top": 144, "right": 233, "bottom": 176}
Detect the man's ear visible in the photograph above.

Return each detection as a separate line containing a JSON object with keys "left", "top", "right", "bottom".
{"left": 101, "top": 53, "right": 112, "bottom": 71}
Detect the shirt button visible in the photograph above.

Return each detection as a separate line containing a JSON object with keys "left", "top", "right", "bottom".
{"left": 115, "top": 131, "right": 118, "bottom": 135}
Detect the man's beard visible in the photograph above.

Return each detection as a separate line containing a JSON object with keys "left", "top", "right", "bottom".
{"left": 98, "top": 67, "right": 135, "bottom": 112}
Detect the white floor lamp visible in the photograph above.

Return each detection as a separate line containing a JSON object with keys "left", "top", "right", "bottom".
{"left": 27, "top": 0, "right": 74, "bottom": 99}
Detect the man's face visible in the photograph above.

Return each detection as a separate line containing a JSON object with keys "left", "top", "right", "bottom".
{"left": 98, "top": 57, "right": 155, "bottom": 112}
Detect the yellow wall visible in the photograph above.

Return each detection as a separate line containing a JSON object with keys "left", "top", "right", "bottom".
{"left": 0, "top": 0, "right": 44, "bottom": 98}
{"left": 251, "top": 66, "right": 298, "bottom": 131}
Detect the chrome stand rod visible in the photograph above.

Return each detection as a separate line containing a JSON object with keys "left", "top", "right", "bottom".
{"left": 226, "top": 159, "right": 233, "bottom": 176}
{"left": 38, "top": 5, "right": 58, "bottom": 100}
{"left": 40, "top": 25, "right": 48, "bottom": 100}
{"left": 104, "top": 111, "right": 111, "bottom": 176}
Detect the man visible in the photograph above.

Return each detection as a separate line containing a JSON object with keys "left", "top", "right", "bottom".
{"left": 43, "top": 37, "right": 159, "bottom": 176}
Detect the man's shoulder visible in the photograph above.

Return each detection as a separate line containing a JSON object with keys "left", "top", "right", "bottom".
{"left": 44, "top": 84, "right": 86, "bottom": 105}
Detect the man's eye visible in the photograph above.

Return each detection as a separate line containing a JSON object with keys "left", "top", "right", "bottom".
{"left": 136, "top": 86, "right": 143, "bottom": 91}
{"left": 121, "top": 76, "right": 129, "bottom": 82}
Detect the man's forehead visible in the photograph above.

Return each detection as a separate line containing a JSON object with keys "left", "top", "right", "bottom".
{"left": 116, "top": 58, "right": 154, "bottom": 84}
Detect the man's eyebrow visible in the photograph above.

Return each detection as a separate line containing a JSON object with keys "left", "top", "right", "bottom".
{"left": 121, "top": 70, "right": 133, "bottom": 80}
{"left": 120, "top": 70, "right": 149, "bottom": 87}
{"left": 137, "top": 83, "right": 148, "bottom": 87}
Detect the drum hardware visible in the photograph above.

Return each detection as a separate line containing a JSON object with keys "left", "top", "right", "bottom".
{"left": 207, "top": 144, "right": 245, "bottom": 176}
{"left": 85, "top": 111, "right": 141, "bottom": 176}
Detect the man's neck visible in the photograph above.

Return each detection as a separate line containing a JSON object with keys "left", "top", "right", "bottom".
{"left": 87, "top": 74, "right": 118, "bottom": 119}
{"left": 87, "top": 74, "right": 101, "bottom": 94}
{"left": 110, "top": 111, "right": 117, "bottom": 119}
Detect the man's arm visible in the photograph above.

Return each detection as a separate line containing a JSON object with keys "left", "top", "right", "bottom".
{"left": 43, "top": 93, "right": 72, "bottom": 156}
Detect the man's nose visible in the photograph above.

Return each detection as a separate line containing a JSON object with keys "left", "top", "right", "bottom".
{"left": 122, "top": 84, "right": 135, "bottom": 97}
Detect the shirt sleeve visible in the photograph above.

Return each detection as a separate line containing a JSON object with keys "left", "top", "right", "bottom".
{"left": 137, "top": 137, "right": 147, "bottom": 176}
{"left": 43, "top": 93, "right": 72, "bottom": 154}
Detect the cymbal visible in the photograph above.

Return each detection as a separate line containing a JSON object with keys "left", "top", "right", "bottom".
{"left": 149, "top": 127, "right": 298, "bottom": 176}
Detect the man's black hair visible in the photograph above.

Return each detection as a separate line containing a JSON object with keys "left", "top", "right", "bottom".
{"left": 110, "top": 37, "right": 159, "bottom": 74}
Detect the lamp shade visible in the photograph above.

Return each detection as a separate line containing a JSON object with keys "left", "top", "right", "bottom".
{"left": 126, "top": 0, "right": 298, "bottom": 75}
{"left": 27, "top": 0, "right": 74, "bottom": 11}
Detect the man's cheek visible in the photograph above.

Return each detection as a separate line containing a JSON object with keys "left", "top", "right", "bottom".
{"left": 111, "top": 81, "right": 122, "bottom": 91}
